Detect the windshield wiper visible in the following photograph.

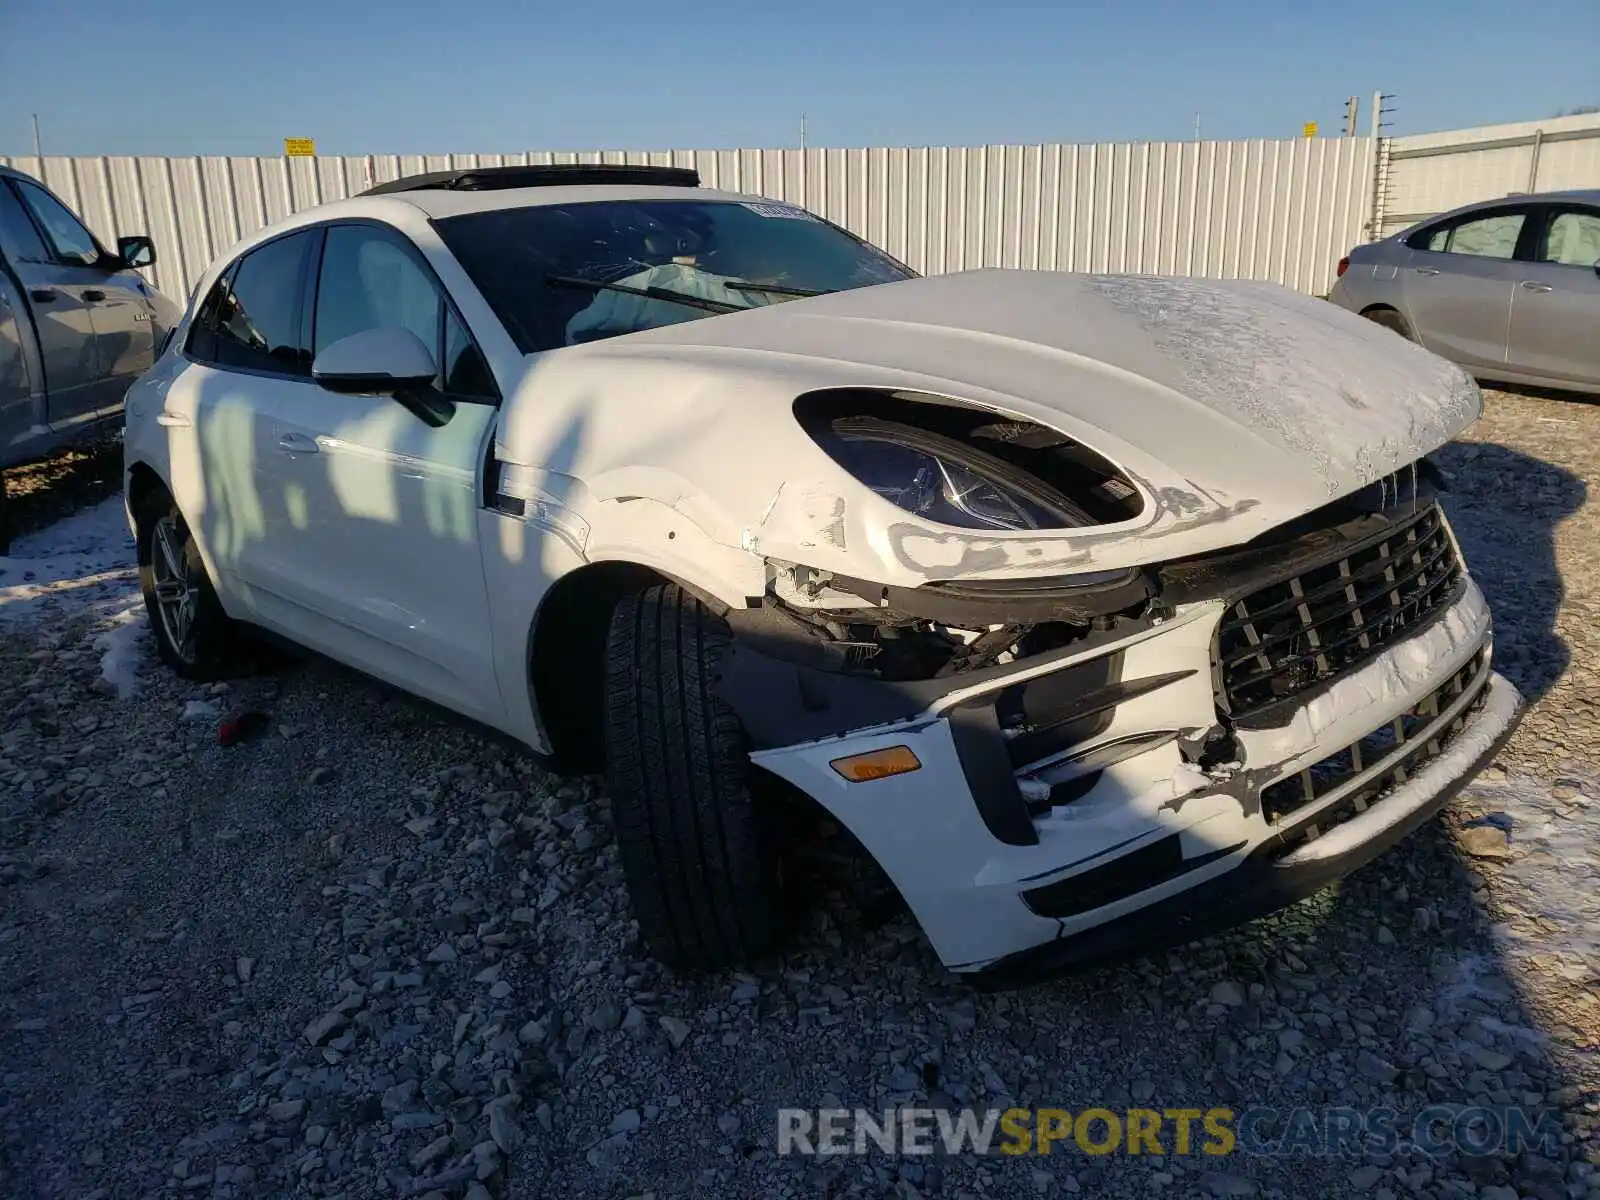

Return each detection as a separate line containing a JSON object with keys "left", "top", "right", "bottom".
{"left": 545, "top": 274, "right": 742, "bottom": 315}
{"left": 721, "top": 281, "right": 833, "bottom": 297}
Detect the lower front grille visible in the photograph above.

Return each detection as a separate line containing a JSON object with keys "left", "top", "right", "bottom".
{"left": 1259, "top": 645, "right": 1490, "bottom": 854}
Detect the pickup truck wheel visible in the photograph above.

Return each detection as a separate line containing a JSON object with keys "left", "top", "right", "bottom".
{"left": 136, "top": 492, "right": 241, "bottom": 680}
{"left": 604, "top": 583, "right": 786, "bottom": 968}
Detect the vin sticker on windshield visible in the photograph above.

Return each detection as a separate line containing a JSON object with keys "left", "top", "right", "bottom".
{"left": 741, "top": 202, "right": 815, "bottom": 220}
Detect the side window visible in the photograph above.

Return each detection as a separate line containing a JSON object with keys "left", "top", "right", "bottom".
{"left": 184, "top": 266, "right": 236, "bottom": 363}
{"left": 442, "top": 308, "right": 496, "bottom": 399}
{"left": 13, "top": 180, "right": 101, "bottom": 266}
{"left": 1539, "top": 209, "right": 1600, "bottom": 267}
{"left": 211, "top": 232, "right": 316, "bottom": 375}
{"left": 314, "top": 224, "right": 496, "bottom": 400}
{"left": 0, "top": 183, "right": 50, "bottom": 263}
{"left": 1416, "top": 212, "right": 1525, "bottom": 260}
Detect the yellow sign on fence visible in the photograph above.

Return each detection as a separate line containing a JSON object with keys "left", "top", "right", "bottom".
{"left": 283, "top": 137, "right": 316, "bottom": 157}
{"left": 1302, "top": 122, "right": 1318, "bottom": 139}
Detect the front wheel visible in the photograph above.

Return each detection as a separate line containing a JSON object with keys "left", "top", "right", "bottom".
{"left": 603, "top": 583, "right": 787, "bottom": 969}
{"left": 136, "top": 490, "right": 243, "bottom": 680}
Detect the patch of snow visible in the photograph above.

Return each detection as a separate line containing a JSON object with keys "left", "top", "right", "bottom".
{"left": 2, "top": 494, "right": 151, "bottom": 699}
{"left": 0, "top": 495, "right": 138, "bottom": 627}
{"left": 182, "top": 698, "right": 220, "bottom": 722}
{"left": 93, "top": 605, "right": 149, "bottom": 698}
{"left": 1454, "top": 767, "right": 1600, "bottom": 978}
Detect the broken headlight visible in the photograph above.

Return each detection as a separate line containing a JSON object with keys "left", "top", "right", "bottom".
{"left": 826, "top": 417, "right": 1092, "bottom": 532}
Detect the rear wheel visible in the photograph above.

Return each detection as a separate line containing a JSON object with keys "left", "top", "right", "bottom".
{"left": 136, "top": 490, "right": 244, "bottom": 680}
{"left": 603, "top": 583, "right": 786, "bottom": 968}
{"left": 1363, "top": 307, "right": 1416, "bottom": 341}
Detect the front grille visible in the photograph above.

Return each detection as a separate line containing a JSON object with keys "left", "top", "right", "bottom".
{"left": 1259, "top": 646, "right": 1489, "bottom": 851}
{"left": 1217, "top": 504, "right": 1462, "bottom": 720}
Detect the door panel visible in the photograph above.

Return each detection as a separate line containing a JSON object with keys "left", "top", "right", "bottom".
{"left": 21, "top": 264, "right": 101, "bottom": 429}
{"left": 157, "top": 360, "right": 284, "bottom": 621}
{"left": 1507, "top": 208, "right": 1600, "bottom": 387}
{"left": 171, "top": 229, "right": 321, "bottom": 622}
{"left": 85, "top": 268, "right": 157, "bottom": 402}
{"left": 1400, "top": 209, "right": 1527, "bottom": 370}
{"left": 255, "top": 219, "right": 506, "bottom": 720}
{"left": 263, "top": 390, "right": 502, "bottom": 720}
{"left": 1402, "top": 251, "right": 1518, "bottom": 369}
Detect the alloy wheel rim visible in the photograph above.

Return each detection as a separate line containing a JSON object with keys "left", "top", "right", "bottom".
{"left": 151, "top": 515, "right": 198, "bottom": 663}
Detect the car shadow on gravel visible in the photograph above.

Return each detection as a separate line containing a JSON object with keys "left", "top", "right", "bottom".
{"left": 1433, "top": 438, "right": 1584, "bottom": 705}
{"left": 2, "top": 436, "right": 124, "bottom": 546}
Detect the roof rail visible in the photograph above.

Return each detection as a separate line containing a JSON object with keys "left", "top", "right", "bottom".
{"left": 362, "top": 164, "right": 700, "bottom": 196}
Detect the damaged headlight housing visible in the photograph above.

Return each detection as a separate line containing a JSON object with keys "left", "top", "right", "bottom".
{"left": 827, "top": 417, "right": 1092, "bottom": 532}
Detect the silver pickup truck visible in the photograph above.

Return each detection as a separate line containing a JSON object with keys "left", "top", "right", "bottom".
{"left": 0, "top": 165, "right": 179, "bottom": 550}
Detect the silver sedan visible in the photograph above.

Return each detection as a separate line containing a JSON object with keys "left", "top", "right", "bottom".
{"left": 1330, "top": 189, "right": 1600, "bottom": 394}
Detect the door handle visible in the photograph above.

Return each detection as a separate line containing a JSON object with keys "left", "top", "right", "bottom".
{"left": 82, "top": 289, "right": 106, "bottom": 302}
{"left": 1413, "top": 267, "right": 1440, "bottom": 276}
{"left": 277, "top": 432, "right": 320, "bottom": 454}
{"left": 1519, "top": 280, "right": 1554, "bottom": 292}
{"left": 29, "top": 288, "right": 56, "bottom": 302}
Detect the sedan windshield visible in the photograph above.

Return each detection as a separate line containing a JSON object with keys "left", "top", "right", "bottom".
{"left": 433, "top": 199, "right": 915, "bottom": 353}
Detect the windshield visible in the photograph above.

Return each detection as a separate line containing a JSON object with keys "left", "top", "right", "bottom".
{"left": 433, "top": 199, "right": 915, "bottom": 353}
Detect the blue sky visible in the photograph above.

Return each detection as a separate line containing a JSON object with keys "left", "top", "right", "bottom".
{"left": 1, "top": 0, "right": 1596, "bottom": 156}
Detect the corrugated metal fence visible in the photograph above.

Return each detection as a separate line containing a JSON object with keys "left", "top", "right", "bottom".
{"left": 1, "top": 138, "right": 1376, "bottom": 304}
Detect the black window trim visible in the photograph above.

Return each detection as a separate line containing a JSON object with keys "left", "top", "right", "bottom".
{"left": 1405, "top": 203, "right": 1541, "bottom": 261}
{"left": 1530, "top": 202, "right": 1600, "bottom": 270}
{"left": 308, "top": 217, "right": 502, "bottom": 406}
{"left": 183, "top": 230, "right": 318, "bottom": 385}
{"left": 7, "top": 176, "right": 111, "bottom": 269}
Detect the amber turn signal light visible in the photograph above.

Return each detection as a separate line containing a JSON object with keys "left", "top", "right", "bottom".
{"left": 829, "top": 745, "right": 922, "bottom": 782}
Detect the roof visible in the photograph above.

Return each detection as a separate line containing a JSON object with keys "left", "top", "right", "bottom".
{"left": 1426, "top": 187, "right": 1600, "bottom": 221}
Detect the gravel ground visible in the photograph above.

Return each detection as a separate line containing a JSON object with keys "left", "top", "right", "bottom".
{"left": 1, "top": 389, "right": 1597, "bottom": 1200}
{"left": 1, "top": 434, "right": 125, "bottom": 542}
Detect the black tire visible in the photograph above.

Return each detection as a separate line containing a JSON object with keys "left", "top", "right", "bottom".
{"left": 1364, "top": 307, "right": 1415, "bottom": 341}
{"left": 135, "top": 489, "right": 243, "bottom": 680}
{"left": 604, "top": 583, "right": 786, "bottom": 968}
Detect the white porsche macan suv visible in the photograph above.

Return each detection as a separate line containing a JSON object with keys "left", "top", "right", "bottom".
{"left": 123, "top": 164, "right": 1523, "bottom": 984}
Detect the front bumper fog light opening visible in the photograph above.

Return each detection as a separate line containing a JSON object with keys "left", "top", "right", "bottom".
{"left": 830, "top": 745, "right": 922, "bottom": 782}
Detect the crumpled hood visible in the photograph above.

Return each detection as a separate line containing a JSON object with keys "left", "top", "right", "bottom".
{"left": 496, "top": 270, "right": 1481, "bottom": 586}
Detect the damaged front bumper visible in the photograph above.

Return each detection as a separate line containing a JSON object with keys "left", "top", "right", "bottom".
{"left": 736, "top": 578, "right": 1522, "bottom": 980}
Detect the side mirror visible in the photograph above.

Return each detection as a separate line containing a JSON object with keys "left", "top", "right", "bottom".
{"left": 312, "top": 327, "right": 454, "bottom": 426}
{"left": 117, "top": 235, "right": 155, "bottom": 269}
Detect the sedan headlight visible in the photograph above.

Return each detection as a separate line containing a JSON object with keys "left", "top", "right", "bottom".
{"left": 824, "top": 417, "right": 1093, "bottom": 532}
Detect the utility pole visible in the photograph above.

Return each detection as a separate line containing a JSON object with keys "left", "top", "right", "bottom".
{"left": 31, "top": 113, "right": 42, "bottom": 158}
{"left": 1369, "top": 91, "right": 1395, "bottom": 138}
{"left": 800, "top": 114, "right": 807, "bottom": 151}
